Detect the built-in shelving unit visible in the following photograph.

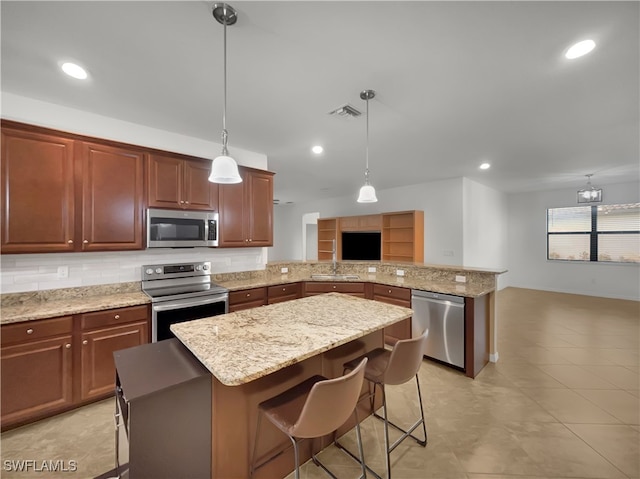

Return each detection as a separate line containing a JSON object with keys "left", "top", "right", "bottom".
{"left": 382, "top": 211, "right": 424, "bottom": 262}
{"left": 317, "top": 218, "right": 338, "bottom": 261}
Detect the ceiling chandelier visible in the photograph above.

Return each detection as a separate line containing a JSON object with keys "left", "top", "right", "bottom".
{"left": 208, "top": 3, "right": 242, "bottom": 184}
{"left": 357, "top": 89, "right": 377, "bottom": 203}
{"left": 577, "top": 174, "right": 602, "bottom": 203}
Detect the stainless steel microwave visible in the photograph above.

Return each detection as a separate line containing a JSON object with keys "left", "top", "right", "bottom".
{"left": 147, "top": 208, "right": 218, "bottom": 248}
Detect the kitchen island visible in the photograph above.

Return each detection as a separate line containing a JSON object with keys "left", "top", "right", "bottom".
{"left": 171, "top": 293, "right": 413, "bottom": 479}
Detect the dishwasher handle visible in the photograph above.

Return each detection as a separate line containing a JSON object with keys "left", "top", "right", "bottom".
{"left": 411, "top": 290, "right": 465, "bottom": 304}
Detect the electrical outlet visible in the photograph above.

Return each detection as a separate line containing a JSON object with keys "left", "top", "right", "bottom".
{"left": 443, "top": 250, "right": 454, "bottom": 257}
{"left": 57, "top": 266, "right": 69, "bottom": 279}
{"left": 455, "top": 275, "right": 466, "bottom": 283}
{"left": 396, "top": 269, "right": 405, "bottom": 277}
{"left": 280, "top": 267, "right": 289, "bottom": 274}
{"left": 368, "top": 267, "right": 376, "bottom": 273}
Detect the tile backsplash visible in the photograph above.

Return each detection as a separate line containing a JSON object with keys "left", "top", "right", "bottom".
{"left": 0, "top": 248, "right": 265, "bottom": 293}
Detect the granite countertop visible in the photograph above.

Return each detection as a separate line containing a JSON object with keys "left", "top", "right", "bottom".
{"left": 217, "top": 272, "right": 490, "bottom": 297}
{"left": 170, "top": 293, "right": 412, "bottom": 386}
{"left": 1, "top": 292, "right": 151, "bottom": 325}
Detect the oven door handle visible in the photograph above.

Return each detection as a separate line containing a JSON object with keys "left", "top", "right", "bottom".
{"left": 152, "top": 293, "right": 229, "bottom": 312}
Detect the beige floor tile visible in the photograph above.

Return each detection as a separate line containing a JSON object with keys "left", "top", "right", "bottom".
{"left": 587, "top": 365, "right": 640, "bottom": 389}
{"left": 537, "top": 364, "right": 618, "bottom": 389}
{"left": 597, "top": 348, "right": 640, "bottom": 367}
{"left": 503, "top": 422, "right": 626, "bottom": 478}
{"left": 546, "top": 347, "right": 617, "bottom": 366}
{"left": 509, "top": 346, "right": 574, "bottom": 365}
{"left": 575, "top": 389, "right": 640, "bottom": 425}
{"left": 566, "top": 423, "right": 639, "bottom": 479}
{"left": 626, "top": 389, "right": 640, "bottom": 398}
{"left": 493, "top": 363, "right": 567, "bottom": 389}
{"left": 520, "top": 388, "right": 620, "bottom": 424}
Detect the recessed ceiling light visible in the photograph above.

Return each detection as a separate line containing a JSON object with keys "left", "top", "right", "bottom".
{"left": 311, "top": 145, "right": 324, "bottom": 154}
{"left": 565, "top": 39, "right": 596, "bottom": 60}
{"left": 479, "top": 162, "right": 491, "bottom": 170}
{"left": 61, "top": 62, "right": 88, "bottom": 80}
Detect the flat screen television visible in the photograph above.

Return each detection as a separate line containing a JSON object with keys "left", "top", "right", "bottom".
{"left": 341, "top": 231, "right": 381, "bottom": 261}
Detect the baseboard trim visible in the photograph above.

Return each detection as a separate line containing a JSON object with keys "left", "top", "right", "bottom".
{"left": 489, "top": 352, "right": 499, "bottom": 363}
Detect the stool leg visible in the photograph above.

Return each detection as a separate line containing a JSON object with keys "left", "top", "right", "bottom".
{"left": 290, "top": 435, "right": 300, "bottom": 479}
{"left": 415, "top": 374, "right": 427, "bottom": 446}
{"left": 354, "top": 408, "right": 367, "bottom": 479}
{"left": 381, "top": 385, "right": 391, "bottom": 479}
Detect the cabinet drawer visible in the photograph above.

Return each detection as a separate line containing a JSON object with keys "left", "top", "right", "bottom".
{"left": 373, "top": 284, "right": 411, "bottom": 302}
{"left": 1, "top": 316, "right": 73, "bottom": 346}
{"left": 267, "top": 283, "right": 301, "bottom": 300}
{"left": 305, "top": 282, "right": 365, "bottom": 294}
{"left": 229, "top": 287, "right": 267, "bottom": 306}
{"left": 80, "top": 305, "right": 148, "bottom": 330}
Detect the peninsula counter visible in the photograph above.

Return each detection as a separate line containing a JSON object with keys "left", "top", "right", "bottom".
{"left": 171, "top": 293, "right": 413, "bottom": 479}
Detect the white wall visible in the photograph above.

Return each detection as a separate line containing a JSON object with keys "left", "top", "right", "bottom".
{"left": 2, "top": 92, "right": 268, "bottom": 169}
{"left": 507, "top": 181, "right": 640, "bottom": 300}
{"left": 462, "top": 178, "right": 509, "bottom": 288}
{"left": 269, "top": 178, "right": 465, "bottom": 265}
{"left": 0, "top": 93, "right": 271, "bottom": 293}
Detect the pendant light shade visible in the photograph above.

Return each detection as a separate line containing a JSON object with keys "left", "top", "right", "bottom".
{"left": 577, "top": 174, "right": 602, "bottom": 203}
{"left": 209, "top": 3, "right": 242, "bottom": 184}
{"left": 357, "top": 89, "right": 377, "bottom": 203}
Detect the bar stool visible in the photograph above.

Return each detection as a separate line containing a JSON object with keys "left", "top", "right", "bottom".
{"left": 339, "top": 329, "right": 429, "bottom": 479}
{"left": 250, "top": 357, "right": 368, "bottom": 479}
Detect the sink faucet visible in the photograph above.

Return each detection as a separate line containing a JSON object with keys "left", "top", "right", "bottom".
{"left": 332, "top": 239, "right": 337, "bottom": 275}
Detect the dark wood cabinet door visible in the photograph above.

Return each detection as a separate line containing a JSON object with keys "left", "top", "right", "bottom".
{"left": 184, "top": 160, "right": 218, "bottom": 211}
{"left": 1, "top": 128, "right": 75, "bottom": 253}
{"left": 80, "top": 142, "right": 145, "bottom": 251}
{"left": 373, "top": 291, "right": 412, "bottom": 343}
{"left": 80, "top": 320, "right": 148, "bottom": 401}
{"left": 147, "top": 154, "right": 183, "bottom": 209}
{"left": 218, "top": 179, "right": 247, "bottom": 247}
{"left": 1, "top": 335, "right": 73, "bottom": 428}
{"left": 248, "top": 171, "right": 274, "bottom": 246}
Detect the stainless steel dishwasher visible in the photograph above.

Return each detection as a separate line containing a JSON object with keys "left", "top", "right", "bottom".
{"left": 411, "top": 290, "right": 465, "bottom": 369}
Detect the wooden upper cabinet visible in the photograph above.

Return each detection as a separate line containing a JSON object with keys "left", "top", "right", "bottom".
{"left": 219, "top": 167, "right": 274, "bottom": 247}
{"left": 80, "top": 142, "right": 145, "bottom": 251}
{"left": 381, "top": 210, "right": 424, "bottom": 263}
{"left": 1, "top": 127, "right": 76, "bottom": 253}
{"left": 147, "top": 154, "right": 218, "bottom": 211}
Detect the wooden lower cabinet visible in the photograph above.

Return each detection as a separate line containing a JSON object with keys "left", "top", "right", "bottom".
{"left": 0, "top": 305, "right": 150, "bottom": 431}
{"left": 229, "top": 287, "right": 267, "bottom": 312}
{"left": 372, "top": 284, "right": 412, "bottom": 344}
{"left": 304, "top": 282, "right": 366, "bottom": 298}
{"left": 1, "top": 334, "right": 74, "bottom": 428}
{"left": 267, "top": 283, "right": 302, "bottom": 304}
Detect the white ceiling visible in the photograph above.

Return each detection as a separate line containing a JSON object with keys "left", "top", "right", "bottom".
{"left": 2, "top": 1, "right": 638, "bottom": 204}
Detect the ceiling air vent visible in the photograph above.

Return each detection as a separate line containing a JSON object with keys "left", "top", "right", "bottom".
{"left": 328, "top": 103, "right": 362, "bottom": 118}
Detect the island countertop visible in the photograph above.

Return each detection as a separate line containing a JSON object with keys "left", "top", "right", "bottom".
{"left": 170, "top": 293, "right": 412, "bottom": 386}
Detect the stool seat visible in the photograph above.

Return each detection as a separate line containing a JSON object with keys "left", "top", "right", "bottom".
{"left": 250, "top": 359, "right": 368, "bottom": 479}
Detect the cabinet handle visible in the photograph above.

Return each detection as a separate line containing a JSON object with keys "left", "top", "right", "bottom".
{"left": 388, "top": 289, "right": 392, "bottom": 294}
{"left": 82, "top": 340, "right": 88, "bottom": 345}
{"left": 114, "top": 314, "right": 120, "bottom": 319}
{"left": 180, "top": 200, "right": 185, "bottom": 204}
{"left": 333, "top": 285, "right": 337, "bottom": 289}
{"left": 83, "top": 239, "right": 89, "bottom": 244}
{"left": 65, "top": 344, "right": 71, "bottom": 349}
{"left": 185, "top": 201, "right": 190, "bottom": 204}
{"left": 248, "top": 239, "right": 252, "bottom": 242}
{"left": 246, "top": 293, "right": 251, "bottom": 297}
{"left": 67, "top": 239, "right": 73, "bottom": 244}
{"left": 26, "top": 328, "right": 34, "bottom": 335}
{"left": 282, "top": 288, "right": 286, "bottom": 291}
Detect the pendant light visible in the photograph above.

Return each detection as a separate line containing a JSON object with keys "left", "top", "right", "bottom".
{"left": 208, "top": 3, "right": 242, "bottom": 184}
{"left": 357, "top": 89, "right": 378, "bottom": 203}
{"left": 577, "top": 174, "right": 602, "bottom": 203}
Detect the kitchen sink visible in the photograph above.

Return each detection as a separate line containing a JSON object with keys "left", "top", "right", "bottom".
{"left": 310, "top": 274, "right": 360, "bottom": 281}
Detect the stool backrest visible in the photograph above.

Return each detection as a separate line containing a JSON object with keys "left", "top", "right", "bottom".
{"left": 291, "top": 357, "right": 368, "bottom": 438}
{"left": 384, "top": 328, "right": 429, "bottom": 385}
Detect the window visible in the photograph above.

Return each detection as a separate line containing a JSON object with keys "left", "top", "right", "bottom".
{"left": 547, "top": 203, "right": 640, "bottom": 263}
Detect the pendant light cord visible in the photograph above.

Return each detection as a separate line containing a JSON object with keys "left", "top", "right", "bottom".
{"left": 364, "top": 96, "right": 370, "bottom": 184}
{"left": 221, "top": 4, "right": 229, "bottom": 156}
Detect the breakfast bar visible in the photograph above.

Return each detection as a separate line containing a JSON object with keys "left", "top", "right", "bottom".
{"left": 171, "top": 293, "right": 413, "bottom": 479}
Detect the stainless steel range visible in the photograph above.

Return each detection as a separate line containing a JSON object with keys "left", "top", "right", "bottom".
{"left": 141, "top": 261, "right": 228, "bottom": 342}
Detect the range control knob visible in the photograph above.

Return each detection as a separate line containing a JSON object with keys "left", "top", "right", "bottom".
{"left": 195, "top": 265, "right": 202, "bottom": 271}
{"left": 145, "top": 268, "right": 154, "bottom": 275}
{"left": 203, "top": 264, "right": 210, "bottom": 271}
{"left": 155, "top": 268, "right": 163, "bottom": 274}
